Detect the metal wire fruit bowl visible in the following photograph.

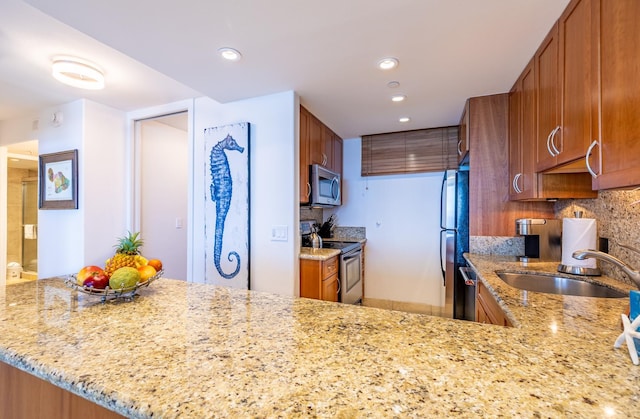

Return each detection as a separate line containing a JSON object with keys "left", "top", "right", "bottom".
{"left": 65, "top": 269, "right": 163, "bottom": 303}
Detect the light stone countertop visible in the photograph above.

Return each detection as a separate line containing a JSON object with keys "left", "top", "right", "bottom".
{"left": 1, "top": 265, "right": 639, "bottom": 418}
{"left": 299, "top": 247, "right": 340, "bottom": 261}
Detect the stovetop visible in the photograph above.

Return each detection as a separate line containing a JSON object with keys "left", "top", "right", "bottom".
{"left": 301, "top": 239, "right": 361, "bottom": 254}
{"left": 321, "top": 241, "right": 359, "bottom": 252}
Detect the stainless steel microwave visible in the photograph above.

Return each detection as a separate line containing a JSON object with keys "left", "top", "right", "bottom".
{"left": 310, "top": 164, "right": 341, "bottom": 207}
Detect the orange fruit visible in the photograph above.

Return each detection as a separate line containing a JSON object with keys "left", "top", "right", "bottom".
{"left": 147, "top": 259, "right": 163, "bottom": 272}
{"left": 137, "top": 265, "right": 157, "bottom": 282}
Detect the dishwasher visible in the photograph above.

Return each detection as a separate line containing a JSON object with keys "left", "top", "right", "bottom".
{"left": 459, "top": 267, "right": 477, "bottom": 321}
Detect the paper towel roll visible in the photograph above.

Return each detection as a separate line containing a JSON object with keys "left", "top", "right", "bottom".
{"left": 561, "top": 218, "right": 597, "bottom": 268}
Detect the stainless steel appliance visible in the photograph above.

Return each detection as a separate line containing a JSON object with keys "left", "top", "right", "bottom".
{"left": 322, "top": 241, "right": 363, "bottom": 305}
{"left": 440, "top": 168, "right": 471, "bottom": 320}
{"left": 310, "top": 164, "right": 341, "bottom": 207}
{"left": 516, "top": 218, "right": 562, "bottom": 262}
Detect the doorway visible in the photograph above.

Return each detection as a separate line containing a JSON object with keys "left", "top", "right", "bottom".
{"left": 134, "top": 112, "right": 189, "bottom": 280}
{"left": 5, "top": 140, "right": 39, "bottom": 285}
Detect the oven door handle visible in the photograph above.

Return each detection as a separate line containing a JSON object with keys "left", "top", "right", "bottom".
{"left": 342, "top": 253, "right": 361, "bottom": 261}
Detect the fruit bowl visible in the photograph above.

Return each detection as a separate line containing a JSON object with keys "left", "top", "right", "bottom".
{"left": 65, "top": 269, "right": 163, "bottom": 303}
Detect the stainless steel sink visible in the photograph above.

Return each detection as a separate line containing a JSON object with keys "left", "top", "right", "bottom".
{"left": 495, "top": 272, "right": 627, "bottom": 298}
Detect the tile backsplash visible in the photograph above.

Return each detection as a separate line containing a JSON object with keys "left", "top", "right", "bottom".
{"left": 555, "top": 189, "right": 640, "bottom": 285}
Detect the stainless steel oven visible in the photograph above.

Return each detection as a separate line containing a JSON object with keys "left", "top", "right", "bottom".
{"left": 322, "top": 241, "right": 362, "bottom": 304}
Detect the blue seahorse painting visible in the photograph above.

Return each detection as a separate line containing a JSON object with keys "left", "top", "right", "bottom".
{"left": 209, "top": 133, "right": 245, "bottom": 279}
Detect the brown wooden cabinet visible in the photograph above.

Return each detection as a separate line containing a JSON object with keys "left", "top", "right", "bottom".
{"left": 556, "top": 0, "right": 595, "bottom": 169}
{"left": 300, "top": 255, "right": 339, "bottom": 302}
{"left": 591, "top": 0, "right": 640, "bottom": 189}
{"left": 535, "top": 22, "right": 561, "bottom": 172}
{"left": 458, "top": 100, "right": 469, "bottom": 164}
{"left": 509, "top": 59, "right": 538, "bottom": 200}
{"left": 299, "top": 105, "right": 343, "bottom": 204}
{"left": 509, "top": 60, "right": 596, "bottom": 201}
{"left": 299, "top": 106, "right": 311, "bottom": 203}
{"left": 0, "top": 361, "right": 123, "bottom": 419}
{"left": 475, "top": 280, "right": 512, "bottom": 327}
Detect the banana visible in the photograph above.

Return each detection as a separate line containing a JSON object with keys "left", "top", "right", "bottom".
{"left": 134, "top": 255, "right": 148, "bottom": 268}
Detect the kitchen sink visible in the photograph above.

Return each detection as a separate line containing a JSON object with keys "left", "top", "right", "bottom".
{"left": 495, "top": 272, "right": 627, "bottom": 298}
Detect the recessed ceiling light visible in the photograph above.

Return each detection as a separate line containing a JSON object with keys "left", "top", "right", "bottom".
{"left": 387, "top": 81, "right": 400, "bottom": 88}
{"left": 218, "top": 47, "right": 242, "bottom": 61}
{"left": 51, "top": 56, "right": 104, "bottom": 90}
{"left": 399, "top": 117, "right": 411, "bottom": 123}
{"left": 377, "top": 57, "right": 399, "bottom": 70}
{"left": 391, "top": 94, "right": 406, "bottom": 103}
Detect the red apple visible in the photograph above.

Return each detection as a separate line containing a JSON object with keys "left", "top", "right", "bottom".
{"left": 83, "top": 272, "right": 110, "bottom": 289}
{"left": 77, "top": 265, "right": 106, "bottom": 285}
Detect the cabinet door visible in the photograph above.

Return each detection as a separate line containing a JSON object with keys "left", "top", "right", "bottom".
{"left": 535, "top": 23, "right": 561, "bottom": 171}
{"left": 321, "top": 274, "right": 339, "bottom": 302}
{"left": 299, "top": 106, "right": 311, "bottom": 203}
{"left": 309, "top": 114, "right": 324, "bottom": 166}
{"left": 331, "top": 134, "right": 343, "bottom": 175}
{"left": 558, "top": 0, "right": 594, "bottom": 165}
{"left": 458, "top": 100, "right": 469, "bottom": 164}
{"left": 592, "top": 0, "right": 640, "bottom": 189}
{"left": 322, "top": 125, "right": 333, "bottom": 168}
{"left": 508, "top": 83, "right": 523, "bottom": 200}
{"left": 509, "top": 60, "right": 538, "bottom": 200}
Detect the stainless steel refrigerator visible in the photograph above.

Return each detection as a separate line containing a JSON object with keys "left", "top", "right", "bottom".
{"left": 439, "top": 168, "right": 471, "bottom": 320}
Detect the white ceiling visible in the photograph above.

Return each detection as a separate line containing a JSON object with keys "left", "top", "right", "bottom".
{"left": 2, "top": 0, "right": 569, "bottom": 140}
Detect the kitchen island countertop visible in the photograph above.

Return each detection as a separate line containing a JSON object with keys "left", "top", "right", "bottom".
{"left": 1, "top": 265, "right": 639, "bottom": 417}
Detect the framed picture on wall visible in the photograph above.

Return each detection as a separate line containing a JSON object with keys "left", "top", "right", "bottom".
{"left": 39, "top": 149, "right": 78, "bottom": 210}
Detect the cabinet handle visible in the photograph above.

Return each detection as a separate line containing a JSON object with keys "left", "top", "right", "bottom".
{"left": 336, "top": 276, "right": 341, "bottom": 295}
{"left": 546, "top": 126, "right": 561, "bottom": 157}
{"left": 546, "top": 129, "right": 555, "bottom": 156}
{"left": 512, "top": 173, "right": 523, "bottom": 194}
{"left": 322, "top": 153, "right": 327, "bottom": 166}
{"left": 306, "top": 182, "right": 311, "bottom": 198}
{"left": 550, "top": 126, "right": 561, "bottom": 156}
{"left": 586, "top": 140, "right": 599, "bottom": 178}
{"left": 457, "top": 139, "right": 463, "bottom": 156}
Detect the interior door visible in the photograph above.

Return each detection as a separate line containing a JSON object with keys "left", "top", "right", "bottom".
{"left": 136, "top": 113, "right": 188, "bottom": 280}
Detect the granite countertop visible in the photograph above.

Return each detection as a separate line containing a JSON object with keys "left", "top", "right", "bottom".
{"left": 1, "top": 270, "right": 640, "bottom": 417}
{"left": 299, "top": 247, "right": 340, "bottom": 260}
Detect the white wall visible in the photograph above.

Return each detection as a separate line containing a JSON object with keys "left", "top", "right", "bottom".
{"left": 193, "top": 91, "right": 298, "bottom": 295}
{"left": 37, "top": 100, "right": 127, "bottom": 277}
{"left": 328, "top": 137, "right": 444, "bottom": 306}
{"left": 139, "top": 119, "right": 188, "bottom": 279}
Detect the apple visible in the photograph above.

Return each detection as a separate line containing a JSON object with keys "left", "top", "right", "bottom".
{"left": 82, "top": 271, "right": 110, "bottom": 289}
{"left": 77, "top": 265, "right": 107, "bottom": 286}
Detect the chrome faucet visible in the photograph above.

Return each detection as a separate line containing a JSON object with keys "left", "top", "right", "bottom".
{"left": 573, "top": 244, "right": 640, "bottom": 288}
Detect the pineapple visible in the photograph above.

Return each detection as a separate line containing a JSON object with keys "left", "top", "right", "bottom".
{"left": 105, "top": 231, "right": 143, "bottom": 277}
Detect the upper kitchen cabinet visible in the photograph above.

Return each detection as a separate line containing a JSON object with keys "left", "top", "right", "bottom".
{"left": 509, "top": 59, "right": 537, "bottom": 200}
{"left": 509, "top": 58, "right": 596, "bottom": 201}
{"left": 299, "top": 105, "right": 344, "bottom": 204}
{"left": 300, "top": 106, "right": 311, "bottom": 203}
{"left": 535, "top": 23, "right": 560, "bottom": 172}
{"left": 458, "top": 100, "right": 469, "bottom": 165}
{"left": 590, "top": 0, "right": 640, "bottom": 189}
{"left": 534, "top": 0, "right": 594, "bottom": 173}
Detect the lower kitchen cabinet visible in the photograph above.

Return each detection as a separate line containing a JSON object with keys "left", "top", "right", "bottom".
{"left": 300, "top": 256, "right": 339, "bottom": 302}
{"left": 476, "top": 280, "right": 512, "bottom": 327}
{"left": 0, "top": 361, "right": 123, "bottom": 418}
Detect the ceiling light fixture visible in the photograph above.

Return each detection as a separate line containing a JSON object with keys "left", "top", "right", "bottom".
{"left": 218, "top": 47, "right": 242, "bottom": 62}
{"left": 51, "top": 56, "right": 104, "bottom": 90}
{"left": 399, "top": 117, "right": 411, "bottom": 123}
{"left": 377, "top": 57, "right": 399, "bottom": 70}
{"left": 391, "top": 94, "right": 406, "bottom": 103}
{"left": 387, "top": 81, "right": 400, "bottom": 88}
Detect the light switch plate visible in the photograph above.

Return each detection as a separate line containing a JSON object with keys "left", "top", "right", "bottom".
{"left": 271, "top": 225, "right": 288, "bottom": 241}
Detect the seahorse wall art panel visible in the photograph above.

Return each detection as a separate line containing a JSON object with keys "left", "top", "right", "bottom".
{"left": 204, "top": 122, "right": 250, "bottom": 289}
